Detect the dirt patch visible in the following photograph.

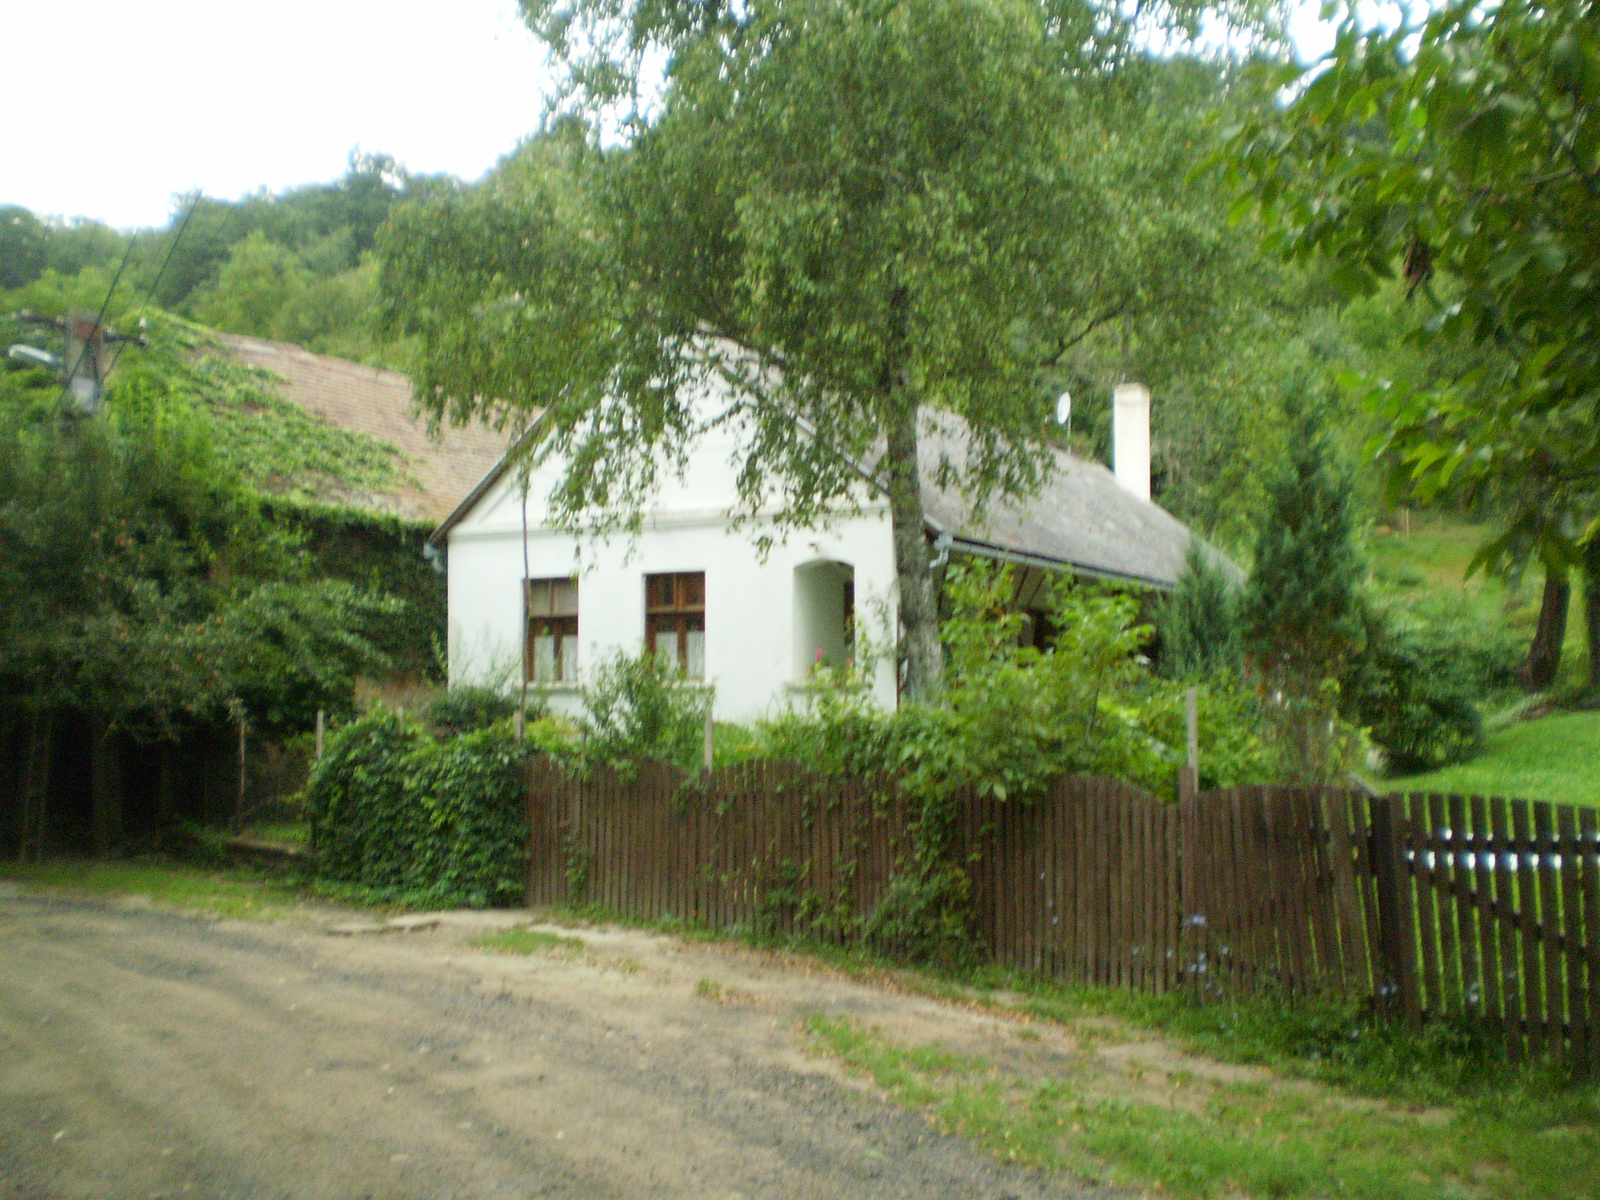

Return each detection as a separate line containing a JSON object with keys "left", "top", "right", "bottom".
{"left": 0, "top": 894, "right": 1093, "bottom": 1199}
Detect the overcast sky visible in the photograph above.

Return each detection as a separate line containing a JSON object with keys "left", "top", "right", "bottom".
{"left": 0, "top": 1, "right": 552, "bottom": 230}
{"left": 0, "top": 1, "right": 1336, "bottom": 233}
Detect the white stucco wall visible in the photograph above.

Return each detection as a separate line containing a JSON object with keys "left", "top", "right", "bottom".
{"left": 444, "top": 409, "right": 900, "bottom": 722}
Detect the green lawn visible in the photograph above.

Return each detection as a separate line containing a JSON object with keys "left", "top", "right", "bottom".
{"left": 1387, "top": 709, "right": 1600, "bottom": 807}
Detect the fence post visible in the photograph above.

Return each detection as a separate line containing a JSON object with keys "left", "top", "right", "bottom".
{"left": 1179, "top": 772, "right": 1202, "bottom": 997}
{"left": 1369, "top": 794, "right": 1420, "bottom": 1026}
{"left": 703, "top": 706, "right": 715, "bottom": 775}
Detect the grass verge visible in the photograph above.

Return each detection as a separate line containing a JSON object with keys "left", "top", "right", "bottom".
{"left": 1388, "top": 709, "right": 1600, "bottom": 807}
{"left": 0, "top": 858, "right": 325, "bottom": 921}
{"left": 806, "top": 1014, "right": 1599, "bottom": 1200}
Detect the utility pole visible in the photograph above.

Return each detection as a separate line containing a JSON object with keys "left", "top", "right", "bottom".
{"left": 7, "top": 309, "right": 146, "bottom": 417}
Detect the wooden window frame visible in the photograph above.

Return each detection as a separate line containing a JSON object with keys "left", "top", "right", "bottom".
{"left": 645, "top": 571, "right": 706, "bottom": 679}
{"left": 526, "top": 577, "right": 579, "bottom": 684}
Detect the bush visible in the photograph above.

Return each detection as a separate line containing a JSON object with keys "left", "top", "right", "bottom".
{"left": 581, "top": 650, "right": 712, "bottom": 773}
{"left": 420, "top": 685, "right": 524, "bottom": 738}
{"left": 304, "top": 710, "right": 529, "bottom": 907}
{"left": 757, "top": 561, "right": 1281, "bottom": 803}
{"left": 1344, "top": 597, "right": 1523, "bottom": 774}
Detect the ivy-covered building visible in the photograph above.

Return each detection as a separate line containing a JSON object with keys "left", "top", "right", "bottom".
{"left": 0, "top": 314, "right": 507, "bottom": 853}
{"left": 208, "top": 331, "right": 507, "bottom": 686}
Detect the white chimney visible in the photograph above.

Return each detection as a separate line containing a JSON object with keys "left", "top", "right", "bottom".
{"left": 1112, "top": 382, "right": 1151, "bottom": 503}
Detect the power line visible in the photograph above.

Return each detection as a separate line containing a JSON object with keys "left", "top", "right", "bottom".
{"left": 105, "top": 192, "right": 204, "bottom": 378}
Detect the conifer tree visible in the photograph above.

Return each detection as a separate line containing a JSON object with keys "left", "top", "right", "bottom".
{"left": 1240, "top": 409, "right": 1366, "bottom": 780}
{"left": 1242, "top": 411, "right": 1365, "bottom": 695}
{"left": 1159, "top": 540, "right": 1242, "bottom": 682}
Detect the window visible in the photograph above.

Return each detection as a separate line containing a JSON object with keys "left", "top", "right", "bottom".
{"left": 526, "top": 577, "right": 579, "bottom": 684}
{"left": 645, "top": 571, "right": 705, "bottom": 679}
{"left": 793, "top": 561, "right": 854, "bottom": 680}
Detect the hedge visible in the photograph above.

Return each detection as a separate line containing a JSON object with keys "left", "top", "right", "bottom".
{"left": 304, "top": 710, "right": 529, "bottom": 908}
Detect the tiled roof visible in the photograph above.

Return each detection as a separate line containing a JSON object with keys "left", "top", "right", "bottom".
{"left": 212, "top": 333, "right": 508, "bottom": 525}
{"left": 916, "top": 412, "right": 1201, "bottom": 589}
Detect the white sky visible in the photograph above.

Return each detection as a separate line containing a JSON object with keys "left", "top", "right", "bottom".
{"left": 0, "top": 1, "right": 552, "bottom": 230}
{"left": 0, "top": 1, "right": 1337, "bottom": 233}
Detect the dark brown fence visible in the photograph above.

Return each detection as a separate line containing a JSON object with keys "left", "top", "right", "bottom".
{"left": 526, "top": 758, "right": 1600, "bottom": 1066}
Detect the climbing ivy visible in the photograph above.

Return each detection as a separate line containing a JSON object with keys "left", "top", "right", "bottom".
{"left": 305, "top": 709, "right": 530, "bottom": 908}
{"left": 114, "top": 313, "right": 416, "bottom": 510}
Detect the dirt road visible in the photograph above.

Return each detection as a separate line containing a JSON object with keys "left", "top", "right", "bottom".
{"left": 0, "top": 885, "right": 1096, "bottom": 1200}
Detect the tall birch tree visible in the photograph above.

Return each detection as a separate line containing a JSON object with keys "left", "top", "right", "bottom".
{"left": 378, "top": 0, "right": 1265, "bottom": 701}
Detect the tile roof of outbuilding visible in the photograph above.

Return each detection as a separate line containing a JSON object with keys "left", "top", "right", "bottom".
{"left": 213, "top": 333, "right": 508, "bottom": 524}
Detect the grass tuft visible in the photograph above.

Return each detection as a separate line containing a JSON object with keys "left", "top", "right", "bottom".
{"left": 469, "top": 928, "right": 586, "bottom": 956}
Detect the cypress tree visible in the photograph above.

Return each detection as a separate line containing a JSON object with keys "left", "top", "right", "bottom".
{"left": 1241, "top": 412, "right": 1365, "bottom": 696}
{"left": 1159, "top": 539, "right": 1242, "bottom": 682}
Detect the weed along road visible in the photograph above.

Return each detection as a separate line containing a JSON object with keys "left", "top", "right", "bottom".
{"left": 0, "top": 886, "right": 1086, "bottom": 1200}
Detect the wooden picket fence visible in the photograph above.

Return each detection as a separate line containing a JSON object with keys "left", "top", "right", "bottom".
{"left": 526, "top": 758, "right": 1600, "bottom": 1067}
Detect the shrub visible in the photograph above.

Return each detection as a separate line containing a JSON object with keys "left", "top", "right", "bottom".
{"left": 758, "top": 561, "right": 1280, "bottom": 803}
{"left": 1344, "top": 597, "right": 1523, "bottom": 774}
{"left": 421, "top": 685, "right": 524, "bottom": 738}
{"left": 581, "top": 649, "right": 712, "bottom": 773}
{"left": 304, "top": 710, "right": 529, "bottom": 907}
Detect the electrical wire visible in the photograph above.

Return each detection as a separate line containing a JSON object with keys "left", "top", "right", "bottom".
{"left": 104, "top": 192, "right": 204, "bottom": 378}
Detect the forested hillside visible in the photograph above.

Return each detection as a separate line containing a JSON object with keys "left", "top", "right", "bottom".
{"left": 1, "top": 152, "right": 449, "bottom": 367}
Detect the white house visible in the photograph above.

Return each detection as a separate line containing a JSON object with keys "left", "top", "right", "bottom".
{"left": 430, "top": 381, "right": 1201, "bottom": 722}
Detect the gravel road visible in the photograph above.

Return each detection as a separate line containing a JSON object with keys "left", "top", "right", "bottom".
{"left": 0, "top": 885, "right": 1099, "bottom": 1200}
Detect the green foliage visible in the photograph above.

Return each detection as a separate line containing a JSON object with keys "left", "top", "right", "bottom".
{"left": 1243, "top": 408, "right": 1365, "bottom": 691}
{"left": 760, "top": 561, "right": 1280, "bottom": 804}
{"left": 1225, "top": 0, "right": 1600, "bottom": 685}
{"left": 420, "top": 686, "right": 523, "bottom": 738}
{"left": 304, "top": 710, "right": 530, "bottom": 908}
{"left": 115, "top": 313, "right": 413, "bottom": 507}
{"left": 0, "top": 345, "right": 395, "bottom": 742}
{"left": 861, "top": 859, "right": 977, "bottom": 969}
{"left": 1240, "top": 408, "right": 1368, "bottom": 782}
{"left": 1344, "top": 596, "right": 1524, "bottom": 774}
{"left": 1158, "top": 540, "right": 1243, "bottom": 681}
{"left": 579, "top": 650, "right": 712, "bottom": 773}
{"left": 0, "top": 154, "right": 454, "bottom": 364}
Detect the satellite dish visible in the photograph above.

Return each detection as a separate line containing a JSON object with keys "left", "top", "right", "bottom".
{"left": 1055, "top": 391, "right": 1072, "bottom": 429}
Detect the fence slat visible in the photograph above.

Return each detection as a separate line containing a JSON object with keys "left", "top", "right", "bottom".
{"left": 1558, "top": 804, "right": 1588, "bottom": 1067}
{"left": 1445, "top": 794, "right": 1477, "bottom": 1018}
{"left": 1491, "top": 798, "right": 1524, "bottom": 1058}
{"left": 1512, "top": 800, "right": 1544, "bottom": 1055}
{"left": 1409, "top": 796, "right": 1444, "bottom": 1020}
{"left": 1470, "top": 796, "right": 1503, "bottom": 1036}
{"left": 1534, "top": 802, "right": 1564, "bottom": 1053}
{"left": 1580, "top": 807, "right": 1600, "bottom": 1074}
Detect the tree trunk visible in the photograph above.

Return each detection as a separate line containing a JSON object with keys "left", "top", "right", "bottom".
{"left": 89, "top": 712, "right": 123, "bottom": 858}
{"left": 1521, "top": 570, "right": 1570, "bottom": 692}
{"left": 157, "top": 742, "right": 180, "bottom": 826}
{"left": 1585, "top": 539, "right": 1600, "bottom": 693}
{"left": 879, "top": 283, "right": 942, "bottom": 705}
{"left": 18, "top": 710, "right": 53, "bottom": 863}
{"left": 884, "top": 398, "right": 943, "bottom": 704}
